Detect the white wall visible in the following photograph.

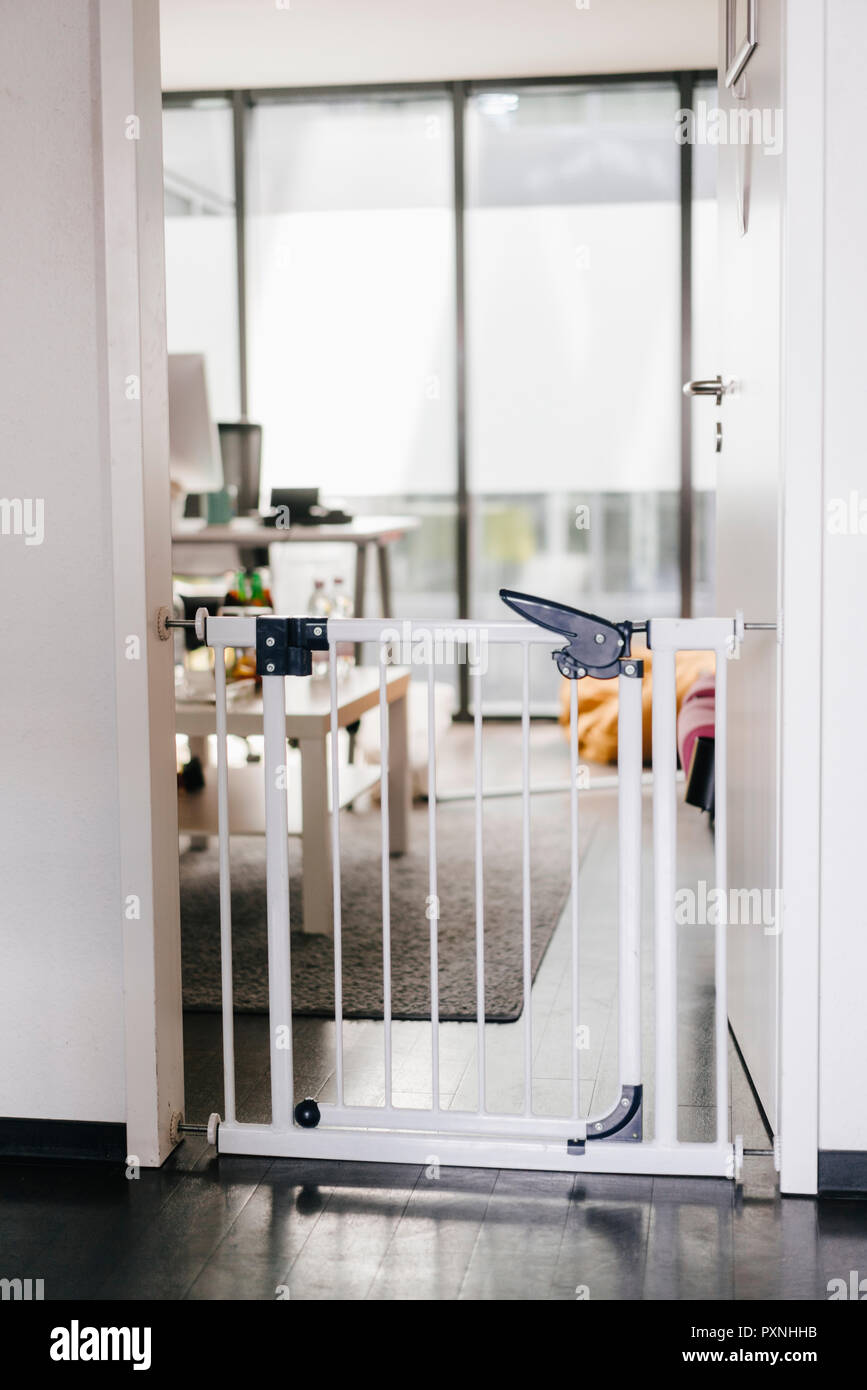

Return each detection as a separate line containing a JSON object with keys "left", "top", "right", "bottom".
{"left": 160, "top": 0, "right": 716, "bottom": 91}
{"left": 776, "top": 0, "right": 824, "bottom": 1196}
{"left": 818, "top": 0, "right": 867, "bottom": 1155}
{"left": 0, "top": 0, "right": 126, "bottom": 1123}
{"left": 0, "top": 0, "right": 182, "bottom": 1160}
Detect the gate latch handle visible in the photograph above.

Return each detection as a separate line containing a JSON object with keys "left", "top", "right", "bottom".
{"left": 500, "top": 588, "right": 635, "bottom": 681}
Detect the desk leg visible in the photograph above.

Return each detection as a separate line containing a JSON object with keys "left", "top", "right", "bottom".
{"left": 377, "top": 541, "right": 393, "bottom": 618}
{"left": 299, "top": 736, "right": 333, "bottom": 935}
{"left": 353, "top": 541, "right": 368, "bottom": 667}
{"left": 387, "top": 690, "right": 410, "bottom": 856}
{"left": 187, "top": 734, "right": 209, "bottom": 851}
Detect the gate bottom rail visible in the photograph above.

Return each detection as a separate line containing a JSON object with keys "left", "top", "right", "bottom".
{"left": 216, "top": 1119, "right": 735, "bottom": 1178}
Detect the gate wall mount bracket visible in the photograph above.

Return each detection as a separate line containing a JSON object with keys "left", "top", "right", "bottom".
{"left": 255, "top": 615, "right": 330, "bottom": 678}
{"left": 156, "top": 604, "right": 208, "bottom": 643}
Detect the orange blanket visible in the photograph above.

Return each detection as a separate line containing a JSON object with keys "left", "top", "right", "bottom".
{"left": 558, "top": 647, "right": 715, "bottom": 764}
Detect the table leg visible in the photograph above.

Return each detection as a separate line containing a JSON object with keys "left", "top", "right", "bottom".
{"left": 387, "top": 688, "right": 410, "bottom": 856}
{"left": 299, "top": 736, "right": 333, "bottom": 935}
{"left": 353, "top": 540, "right": 368, "bottom": 667}
{"left": 187, "top": 733, "right": 207, "bottom": 764}
{"left": 377, "top": 540, "right": 393, "bottom": 618}
{"left": 187, "top": 734, "right": 209, "bottom": 851}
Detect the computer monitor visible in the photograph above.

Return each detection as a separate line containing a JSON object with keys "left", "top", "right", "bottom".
{"left": 168, "top": 353, "right": 223, "bottom": 495}
{"left": 218, "top": 421, "right": 262, "bottom": 515}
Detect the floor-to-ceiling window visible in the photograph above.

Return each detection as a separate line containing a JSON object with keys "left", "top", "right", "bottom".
{"left": 465, "top": 81, "right": 683, "bottom": 708}
{"left": 245, "top": 93, "right": 458, "bottom": 622}
{"left": 162, "top": 75, "right": 716, "bottom": 711}
{"left": 163, "top": 99, "right": 241, "bottom": 419}
{"left": 466, "top": 82, "right": 682, "bottom": 622}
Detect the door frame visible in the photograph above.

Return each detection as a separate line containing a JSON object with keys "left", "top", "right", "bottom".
{"left": 101, "top": 0, "right": 185, "bottom": 1167}
{"left": 149, "top": 26, "right": 827, "bottom": 1186}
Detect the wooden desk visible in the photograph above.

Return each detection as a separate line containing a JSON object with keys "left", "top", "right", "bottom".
{"left": 172, "top": 515, "right": 419, "bottom": 660}
{"left": 176, "top": 665, "right": 411, "bottom": 936}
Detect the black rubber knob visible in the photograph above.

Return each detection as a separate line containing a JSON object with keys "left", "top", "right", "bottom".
{"left": 294, "top": 1098, "right": 321, "bottom": 1129}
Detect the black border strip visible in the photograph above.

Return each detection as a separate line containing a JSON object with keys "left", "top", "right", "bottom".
{"left": 0, "top": 1119, "right": 127, "bottom": 1164}
{"left": 818, "top": 1150, "right": 867, "bottom": 1198}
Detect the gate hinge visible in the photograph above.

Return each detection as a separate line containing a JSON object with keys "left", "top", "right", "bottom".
{"left": 256, "top": 615, "right": 329, "bottom": 677}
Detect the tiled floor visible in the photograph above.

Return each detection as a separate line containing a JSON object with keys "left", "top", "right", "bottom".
{"left": 4, "top": 721, "right": 866, "bottom": 1300}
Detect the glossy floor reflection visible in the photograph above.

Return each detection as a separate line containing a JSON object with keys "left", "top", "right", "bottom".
{"left": 3, "top": 1143, "right": 866, "bottom": 1300}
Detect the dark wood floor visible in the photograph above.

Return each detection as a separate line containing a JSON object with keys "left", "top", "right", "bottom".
{"left": 2, "top": 1139, "right": 866, "bottom": 1300}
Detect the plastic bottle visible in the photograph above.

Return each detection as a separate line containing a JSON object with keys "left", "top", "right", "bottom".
{"left": 307, "top": 579, "right": 332, "bottom": 677}
{"left": 227, "top": 568, "right": 272, "bottom": 607}
{"left": 331, "top": 576, "right": 354, "bottom": 677}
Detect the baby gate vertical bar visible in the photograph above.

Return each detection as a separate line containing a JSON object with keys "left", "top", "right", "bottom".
{"left": 262, "top": 671, "right": 293, "bottom": 1129}
{"left": 569, "top": 678, "right": 580, "bottom": 1119}
{"left": 618, "top": 665, "right": 643, "bottom": 1088}
{"left": 427, "top": 660, "right": 440, "bottom": 1112}
{"left": 713, "top": 649, "right": 729, "bottom": 1144}
{"left": 379, "top": 659, "right": 393, "bottom": 1107}
{"left": 329, "top": 644, "right": 344, "bottom": 1106}
{"left": 213, "top": 644, "right": 236, "bottom": 1124}
{"left": 474, "top": 661, "right": 486, "bottom": 1112}
{"left": 652, "top": 647, "right": 678, "bottom": 1145}
{"left": 521, "top": 641, "right": 533, "bottom": 1116}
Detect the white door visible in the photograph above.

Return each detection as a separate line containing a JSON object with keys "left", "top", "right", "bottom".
{"left": 698, "top": 0, "right": 784, "bottom": 1129}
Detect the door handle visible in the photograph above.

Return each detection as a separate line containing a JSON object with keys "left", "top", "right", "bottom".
{"left": 682, "top": 375, "right": 732, "bottom": 406}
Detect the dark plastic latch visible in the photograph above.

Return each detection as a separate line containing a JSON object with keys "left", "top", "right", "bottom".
{"left": 255, "top": 615, "right": 329, "bottom": 678}
{"left": 500, "top": 588, "right": 635, "bottom": 680}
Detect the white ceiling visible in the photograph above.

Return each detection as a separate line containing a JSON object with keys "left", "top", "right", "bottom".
{"left": 160, "top": 0, "right": 718, "bottom": 92}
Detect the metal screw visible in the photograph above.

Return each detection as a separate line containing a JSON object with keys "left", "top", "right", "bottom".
{"left": 594, "top": 632, "right": 605, "bottom": 644}
{"left": 577, "top": 668, "right": 586, "bottom": 677}
{"left": 621, "top": 1097, "right": 629, "bottom": 1107}
{"left": 313, "top": 626, "right": 323, "bottom": 636}
{"left": 625, "top": 663, "right": 635, "bottom": 676}
{"left": 594, "top": 1122, "right": 603, "bottom": 1131}
{"left": 266, "top": 663, "right": 275, "bottom": 673}
{"left": 266, "top": 636, "right": 275, "bottom": 647}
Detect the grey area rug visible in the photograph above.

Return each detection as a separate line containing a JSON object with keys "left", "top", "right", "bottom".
{"left": 180, "top": 794, "right": 596, "bottom": 1022}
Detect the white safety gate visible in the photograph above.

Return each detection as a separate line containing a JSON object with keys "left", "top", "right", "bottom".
{"left": 190, "top": 596, "right": 753, "bottom": 1180}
